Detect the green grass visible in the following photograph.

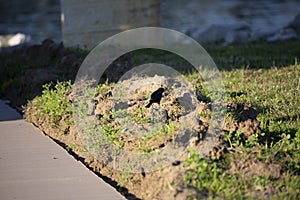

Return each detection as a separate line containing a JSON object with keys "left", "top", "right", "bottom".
{"left": 184, "top": 63, "right": 300, "bottom": 199}
{"left": 185, "top": 134, "right": 300, "bottom": 199}
{"left": 223, "top": 64, "right": 300, "bottom": 146}
{"left": 205, "top": 41, "right": 300, "bottom": 70}
{"left": 25, "top": 81, "right": 73, "bottom": 132}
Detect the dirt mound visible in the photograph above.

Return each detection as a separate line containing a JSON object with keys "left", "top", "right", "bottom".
{"left": 24, "top": 70, "right": 265, "bottom": 199}
{"left": 25, "top": 74, "right": 213, "bottom": 199}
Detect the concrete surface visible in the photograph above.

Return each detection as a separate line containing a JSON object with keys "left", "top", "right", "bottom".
{"left": 61, "top": 0, "right": 160, "bottom": 49}
{"left": 0, "top": 100, "right": 126, "bottom": 200}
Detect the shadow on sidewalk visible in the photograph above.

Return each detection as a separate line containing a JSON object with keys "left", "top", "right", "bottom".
{"left": 0, "top": 100, "right": 22, "bottom": 121}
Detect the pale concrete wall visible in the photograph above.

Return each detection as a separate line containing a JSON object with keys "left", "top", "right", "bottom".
{"left": 61, "top": 0, "right": 160, "bottom": 50}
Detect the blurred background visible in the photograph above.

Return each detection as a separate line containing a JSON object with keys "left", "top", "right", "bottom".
{"left": 0, "top": 0, "right": 299, "bottom": 48}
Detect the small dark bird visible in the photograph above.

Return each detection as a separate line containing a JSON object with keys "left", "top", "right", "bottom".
{"left": 145, "top": 87, "right": 164, "bottom": 108}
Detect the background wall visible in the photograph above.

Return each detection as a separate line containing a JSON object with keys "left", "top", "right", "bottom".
{"left": 0, "top": 0, "right": 299, "bottom": 48}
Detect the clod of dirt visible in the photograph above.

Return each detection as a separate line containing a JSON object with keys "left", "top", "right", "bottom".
{"left": 238, "top": 119, "right": 260, "bottom": 138}
{"left": 229, "top": 154, "right": 281, "bottom": 179}
{"left": 224, "top": 102, "right": 260, "bottom": 139}
{"left": 149, "top": 104, "right": 168, "bottom": 123}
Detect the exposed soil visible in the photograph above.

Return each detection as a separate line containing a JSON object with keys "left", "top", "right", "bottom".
{"left": 1, "top": 41, "right": 282, "bottom": 199}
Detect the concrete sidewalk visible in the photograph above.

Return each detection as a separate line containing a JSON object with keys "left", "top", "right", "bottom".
{"left": 0, "top": 100, "right": 126, "bottom": 200}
